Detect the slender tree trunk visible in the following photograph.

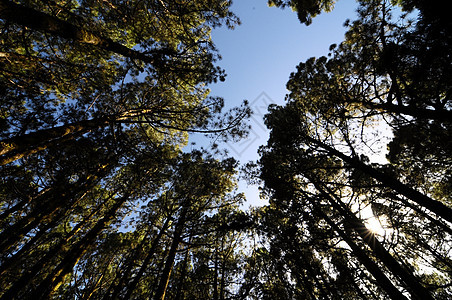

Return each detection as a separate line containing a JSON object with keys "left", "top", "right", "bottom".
{"left": 313, "top": 183, "right": 434, "bottom": 300}
{"left": 291, "top": 248, "right": 329, "bottom": 299}
{"left": 0, "top": 193, "right": 129, "bottom": 300}
{"left": 0, "top": 191, "right": 111, "bottom": 277}
{"left": 351, "top": 276, "right": 369, "bottom": 300}
{"left": 292, "top": 266, "right": 317, "bottom": 299}
{"left": 0, "top": 198, "right": 29, "bottom": 223}
{"left": 312, "top": 204, "right": 409, "bottom": 300}
{"left": 213, "top": 236, "right": 219, "bottom": 300}
{"left": 0, "top": 209, "right": 71, "bottom": 276}
{"left": 362, "top": 272, "right": 380, "bottom": 299}
{"left": 104, "top": 232, "right": 150, "bottom": 300}
{"left": 33, "top": 193, "right": 130, "bottom": 300}
{"left": 287, "top": 226, "right": 336, "bottom": 300}
{"left": 174, "top": 246, "right": 190, "bottom": 300}
{"left": 388, "top": 193, "right": 452, "bottom": 236}
{"left": 217, "top": 231, "right": 234, "bottom": 300}
{"left": 0, "top": 185, "right": 69, "bottom": 254}
{"left": 415, "top": 236, "right": 452, "bottom": 270}
{"left": 219, "top": 266, "right": 226, "bottom": 300}
{"left": 0, "top": 107, "right": 155, "bottom": 165}
{"left": 0, "top": 163, "right": 110, "bottom": 254}
{"left": 316, "top": 260, "right": 338, "bottom": 299}
{"left": 154, "top": 206, "right": 189, "bottom": 300}
{"left": 82, "top": 272, "right": 105, "bottom": 300}
{"left": 0, "top": 0, "right": 160, "bottom": 64}
{"left": 0, "top": 187, "right": 50, "bottom": 227}
{"left": 305, "top": 135, "right": 452, "bottom": 223}
{"left": 121, "top": 216, "right": 172, "bottom": 300}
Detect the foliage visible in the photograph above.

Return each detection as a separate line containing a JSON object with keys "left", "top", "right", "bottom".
{"left": 1, "top": 0, "right": 451, "bottom": 299}
{"left": 267, "top": 0, "right": 336, "bottom": 25}
{"left": 0, "top": 1, "right": 252, "bottom": 299}
{"left": 250, "top": 0, "right": 452, "bottom": 299}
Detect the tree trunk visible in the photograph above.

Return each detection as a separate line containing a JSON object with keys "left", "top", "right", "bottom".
{"left": 104, "top": 233, "right": 150, "bottom": 300}
{"left": 313, "top": 183, "right": 434, "bottom": 300}
{"left": 0, "top": 185, "right": 69, "bottom": 254}
{"left": 218, "top": 234, "right": 230, "bottom": 300}
{"left": 0, "top": 193, "right": 129, "bottom": 300}
{"left": 0, "top": 118, "right": 109, "bottom": 166}
{"left": 290, "top": 246, "right": 332, "bottom": 299}
{"left": 1, "top": 207, "right": 97, "bottom": 297}
{"left": 154, "top": 206, "right": 189, "bottom": 300}
{"left": 312, "top": 204, "right": 409, "bottom": 300}
{"left": 0, "top": 187, "right": 50, "bottom": 227}
{"left": 121, "top": 216, "right": 172, "bottom": 300}
{"left": 0, "top": 163, "right": 110, "bottom": 254}
{"left": 305, "top": 135, "right": 452, "bottom": 223}
{"left": 33, "top": 193, "right": 130, "bottom": 300}
{"left": 213, "top": 237, "right": 219, "bottom": 300}
{"left": 0, "top": 107, "right": 156, "bottom": 165}
{"left": 0, "top": 192, "right": 111, "bottom": 277}
{"left": 174, "top": 246, "right": 190, "bottom": 300}
{"left": 0, "top": 210, "right": 67, "bottom": 277}
{"left": 387, "top": 193, "right": 452, "bottom": 236}
{"left": 369, "top": 102, "right": 452, "bottom": 123}
{"left": 0, "top": 0, "right": 159, "bottom": 64}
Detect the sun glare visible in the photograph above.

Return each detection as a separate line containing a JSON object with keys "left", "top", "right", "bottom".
{"left": 365, "top": 216, "right": 386, "bottom": 235}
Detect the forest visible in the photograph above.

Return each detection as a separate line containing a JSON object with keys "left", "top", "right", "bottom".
{"left": 0, "top": 0, "right": 450, "bottom": 299}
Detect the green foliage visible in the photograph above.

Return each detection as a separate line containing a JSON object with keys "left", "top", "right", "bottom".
{"left": 0, "top": 1, "right": 252, "bottom": 299}
{"left": 253, "top": 0, "right": 452, "bottom": 298}
{"left": 268, "top": 0, "right": 336, "bottom": 25}
{"left": 2, "top": 0, "right": 452, "bottom": 298}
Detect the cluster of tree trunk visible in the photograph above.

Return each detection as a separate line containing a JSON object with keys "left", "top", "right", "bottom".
{"left": 0, "top": 1, "right": 251, "bottom": 299}
{"left": 252, "top": 0, "right": 452, "bottom": 298}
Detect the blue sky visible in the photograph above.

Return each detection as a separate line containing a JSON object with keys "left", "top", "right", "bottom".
{"left": 190, "top": 0, "right": 360, "bottom": 206}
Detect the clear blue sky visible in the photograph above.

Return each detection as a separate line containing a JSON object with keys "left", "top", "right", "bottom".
{"left": 190, "top": 0, "right": 360, "bottom": 206}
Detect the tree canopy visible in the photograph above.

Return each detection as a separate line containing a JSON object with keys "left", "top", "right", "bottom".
{"left": 1, "top": 0, "right": 451, "bottom": 299}
{"left": 252, "top": 0, "right": 451, "bottom": 298}
{"left": 0, "top": 0, "right": 252, "bottom": 298}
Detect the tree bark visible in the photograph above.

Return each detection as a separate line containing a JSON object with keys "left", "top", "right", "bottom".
{"left": 0, "top": 195, "right": 110, "bottom": 298}
{"left": 0, "top": 164, "right": 110, "bottom": 254}
{"left": 154, "top": 206, "right": 189, "bottom": 300}
{"left": 0, "top": 185, "right": 70, "bottom": 254}
{"left": 213, "top": 237, "right": 219, "bottom": 300}
{"left": 0, "top": 0, "right": 158, "bottom": 64}
{"left": 313, "top": 183, "right": 434, "bottom": 300}
{"left": 0, "top": 108, "right": 157, "bottom": 165}
{"left": 369, "top": 102, "right": 452, "bottom": 123}
{"left": 0, "top": 118, "right": 109, "bottom": 166}
{"left": 32, "top": 193, "right": 130, "bottom": 300}
{"left": 174, "top": 246, "right": 190, "bottom": 300}
{"left": 387, "top": 193, "right": 452, "bottom": 236}
{"left": 104, "top": 233, "right": 149, "bottom": 300}
{"left": 312, "top": 204, "right": 409, "bottom": 300}
{"left": 0, "top": 211, "right": 64, "bottom": 277}
{"left": 305, "top": 135, "right": 452, "bottom": 223}
{"left": 120, "top": 215, "right": 172, "bottom": 300}
{"left": 0, "top": 187, "right": 50, "bottom": 226}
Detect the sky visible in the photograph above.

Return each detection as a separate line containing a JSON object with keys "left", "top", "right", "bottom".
{"left": 189, "top": 0, "right": 360, "bottom": 207}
